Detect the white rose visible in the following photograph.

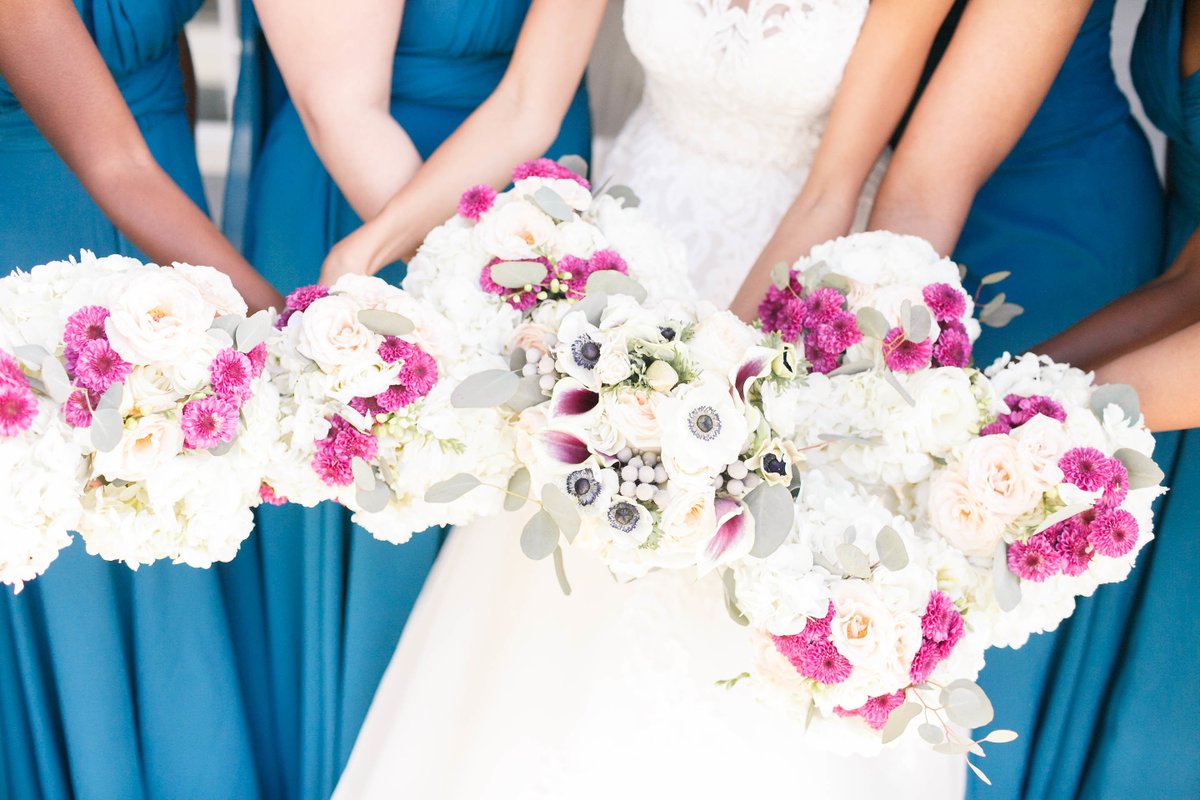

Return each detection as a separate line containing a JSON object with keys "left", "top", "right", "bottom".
{"left": 829, "top": 581, "right": 922, "bottom": 682}
{"left": 659, "top": 380, "right": 750, "bottom": 479}
{"left": 657, "top": 484, "right": 716, "bottom": 552}
{"left": 513, "top": 176, "right": 593, "bottom": 211}
{"left": 908, "top": 368, "right": 981, "bottom": 457}
{"left": 172, "top": 263, "right": 248, "bottom": 316}
{"left": 92, "top": 412, "right": 186, "bottom": 482}
{"left": 604, "top": 388, "right": 664, "bottom": 450}
{"left": 1011, "top": 414, "right": 1069, "bottom": 490}
{"left": 475, "top": 200, "right": 557, "bottom": 260}
{"left": 121, "top": 366, "right": 181, "bottom": 416}
{"left": 928, "top": 465, "right": 1007, "bottom": 558}
{"left": 105, "top": 270, "right": 212, "bottom": 365}
{"left": 295, "top": 295, "right": 382, "bottom": 374}
{"left": 593, "top": 339, "right": 633, "bottom": 385}
{"left": 165, "top": 333, "right": 222, "bottom": 395}
{"left": 688, "top": 306, "right": 760, "bottom": 375}
{"left": 548, "top": 220, "right": 606, "bottom": 260}
{"left": 962, "top": 434, "right": 1043, "bottom": 518}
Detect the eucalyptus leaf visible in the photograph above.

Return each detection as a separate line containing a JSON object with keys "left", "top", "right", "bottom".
{"left": 855, "top": 307, "right": 890, "bottom": 340}
{"left": 556, "top": 154, "right": 588, "bottom": 179}
{"left": 720, "top": 569, "right": 749, "bottom": 626}
{"left": 504, "top": 468, "right": 531, "bottom": 512}
{"left": 532, "top": 186, "right": 575, "bottom": 222}
{"left": 520, "top": 509, "right": 560, "bottom": 560}
{"left": 210, "top": 313, "right": 242, "bottom": 337}
{"left": 351, "top": 457, "right": 376, "bottom": 492}
{"left": 338, "top": 403, "right": 372, "bottom": 432}
{"left": 880, "top": 702, "right": 923, "bottom": 744}
{"left": 207, "top": 327, "right": 235, "bottom": 348}
{"left": 958, "top": 264, "right": 969, "bottom": 281}
{"left": 940, "top": 678, "right": 995, "bottom": 729}
{"left": 357, "top": 309, "right": 415, "bottom": 338}
{"left": 980, "top": 302, "right": 1024, "bottom": 328}
{"left": 770, "top": 262, "right": 792, "bottom": 291}
{"left": 812, "top": 552, "right": 845, "bottom": 577}
{"left": 982, "top": 729, "right": 1019, "bottom": 744}
{"left": 541, "top": 482, "right": 582, "bottom": 544}
{"left": 1113, "top": 447, "right": 1165, "bottom": 490}
{"left": 604, "top": 184, "right": 640, "bottom": 208}
{"left": 875, "top": 525, "right": 909, "bottom": 571}
{"left": 12, "top": 344, "right": 49, "bottom": 366}
{"left": 981, "top": 292, "right": 1007, "bottom": 314}
{"left": 90, "top": 408, "right": 124, "bottom": 453}
{"left": 1091, "top": 383, "right": 1140, "bottom": 424}
{"left": 424, "top": 473, "right": 481, "bottom": 503}
{"left": 828, "top": 359, "right": 874, "bottom": 377}
{"left": 235, "top": 310, "right": 274, "bottom": 351}
{"left": 933, "top": 741, "right": 975, "bottom": 756}
{"left": 489, "top": 260, "right": 549, "bottom": 289}
{"left": 836, "top": 543, "right": 871, "bottom": 579}
{"left": 509, "top": 347, "right": 528, "bottom": 372}
{"left": 1033, "top": 502, "right": 1091, "bottom": 535}
{"left": 585, "top": 270, "right": 647, "bottom": 303}
{"left": 818, "top": 273, "right": 850, "bottom": 293}
{"left": 39, "top": 356, "right": 72, "bottom": 404}
{"left": 209, "top": 436, "right": 237, "bottom": 457}
{"left": 883, "top": 371, "right": 916, "bottom": 406}
{"left": 967, "top": 761, "right": 992, "bottom": 786}
{"left": 552, "top": 544, "right": 572, "bottom": 596}
{"left": 97, "top": 382, "right": 123, "bottom": 412}
{"left": 917, "top": 723, "right": 945, "bottom": 745}
{"left": 504, "top": 375, "right": 549, "bottom": 413}
{"left": 902, "top": 302, "right": 932, "bottom": 344}
{"left": 993, "top": 541, "right": 1022, "bottom": 612}
{"left": 574, "top": 291, "right": 609, "bottom": 325}
{"left": 978, "top": 271, "right": 1011, "bottom": 287}
{"left": 746, "top": 483, "right": 794, "bottom": 558}
{"left": 356, "top": 481, "right": 392, "bottom": 514}
{"left": 451, "top": 369, "right": 520, "bottom": 409}
{"left": 843, "top": 525, "right": 857, "bottom": 545}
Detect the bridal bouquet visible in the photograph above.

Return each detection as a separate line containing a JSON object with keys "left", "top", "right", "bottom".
{"left": 262, "top": 275, "right": 515, "bottom": 543}
{"left": 0, "top": 253, "right": 276, "bottom": 570}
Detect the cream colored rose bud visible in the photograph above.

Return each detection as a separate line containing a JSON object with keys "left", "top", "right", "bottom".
{"left": 645, "top": 360, "right": 679, "bottom": 392}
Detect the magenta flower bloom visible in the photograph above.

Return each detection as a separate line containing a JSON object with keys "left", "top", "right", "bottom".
{"left": 980, "top": 419, "right": 1012, "bottom": 437}
{"left": 922, "top": 283, "right": 967, "bottom": 322}
{"left": 1007, "top": 534, "right": 1063, "bottom": 582}
{"left": 834, "top": 691, "right": 907, "bottom": 731}
{"left": 181, "top": 395, "right": 240, "bottom": 449}
{"left": 74, "top": 339, "right": 132, "bottom": 394}
{"left": 63, "top": 305, "right": 110, "bottom": 354}
{"left": 558, "top": 254, "right": 592, "bottom": 297}
{"left": 587, "top": 248, "right": 628, "bottom": 275}
{"left": 511, "top": 157, "right": 589, "bottom": 189}
{"left": 327, "top": 415, "right": 378, "bottom": 462}
{"left": 0, "top": 351, "right": 27, "bottom": 389}
{"left": 210, "top": 349, "right": 254, "bottom": 404}
{"left": 881, "top": 327, "right": 933, "bottom": 373}
{"left": 932, "top": 327, "right": 971, "bottom": 368}
{"left": 1018, "top": 395, "right": 1067, "bottom": 424}
{"left": 541, "top": 430, "right": 591, "bottom": 464}
{"left": 457, "top": 184, "right": 497, "bottom": 221}
{"left": 62, "top": 388, "right": 97, "bottom": 428}
{"left": 1100, "top": 458, "right": 1130, "bottom": 508}
{"left": 812, "top": 310, "right": 862, "bottom": 354}
{"left": 259, "top": 483, "right": 287, "bottom": 506}
{"left": 0, "top": 383, "right": 37, "bottom": 437}
{"left": 375, "top": 384, "right": 417, "bottom": 412}
{"left": 1059, "top": 447, "right": 1115, "bottom": 492}
{"left": 803, "top": 339, "right": 839, "bottom": 374}
{"left": 772, "top": 604, "right": 852, "bottom": 685}
{"left": 804, "top": 287, "right": 845, "bottom": 325}
{"left": 480, "top": 258, "right": 544, "bottom": 310}
{"left": 909, "top": 591, "right": 964, "bottom": 684}
{"left": 397, "top": 344, "right": 438, "bottom": 398}
{"left": 285, "top": 284, "right": 329, "bottom": 313}
{"left": 246, "top": 342, "right": 268, "bottom": 378}
{"left": 1088, "top": 509, "right": 1139, "bottom": 557}
{"left": 759, "top": 287, "right": 807, "bottom": 343}
{"left": 311, "top": 447, "right": 353, "bottom": 487}
{"left": 1054, "top": 519, "right": 1094, "bottom": 576}
{"left": 349, "top": 395, "right": 385, "bottom": 418}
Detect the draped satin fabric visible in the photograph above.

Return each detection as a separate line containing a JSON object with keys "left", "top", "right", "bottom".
{"left": 220, "top": 2, "right": 590, "bottom": 798}
{"left": 0, "top": 3, "right": 265, "bottom": 799}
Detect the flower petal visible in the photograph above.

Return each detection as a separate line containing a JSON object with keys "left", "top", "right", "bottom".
{"left": 542, "top": 430, "right": 591, "bottom": 464}
{"left": 700, "top": 497, "right": 756, "bottom": 572}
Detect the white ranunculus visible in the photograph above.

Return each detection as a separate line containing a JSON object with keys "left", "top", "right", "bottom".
{"left": 295, "top": 295, "right": 382, "bottom": 374}
{"left": 961, "top": 434, "right": 1043, "bottom": 519}
{"left": 657, "top": 484, "right": 716, "bottom": 553}
{"left": 604, "top": 388, "right": 664, "bottom": 450}
{"left": 475, "top": 199, "right": 557, "bottom": 260}
{"left": 172, "top": 263, "right": 248, "bottom": 316}
{"left": 907, "top": 368, "right": 982, "bottom": 457}
{"left": 659, "top": 380, "right": 750, "bottom": 480}
{"left": 92, "top": 412, "right": 186, "bottom": 483}
{"left": 105, "top": 270, "right": 212, "bottom": 365}
{"left": 928, "top": 464, "right": 1006, "bottom": 558}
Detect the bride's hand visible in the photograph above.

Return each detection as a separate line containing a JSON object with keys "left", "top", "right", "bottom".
{"left": 319, "top": 226, "right": 379, "bottom": 286}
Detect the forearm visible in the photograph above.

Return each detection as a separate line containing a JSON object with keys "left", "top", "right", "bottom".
{"left": 1096, "top": 320, "right": 1200, "bottom": 432}
{"left": 867, "top": 177, "right": 975, "bottom": 256}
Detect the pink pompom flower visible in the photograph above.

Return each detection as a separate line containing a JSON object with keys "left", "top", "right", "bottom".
{"left": 834, "top": 691, "right": 907, "bottom": 731}
{"left": 259, "top": 483, "right": 288, "bottom": 506}
{"left": 1059, "top": 447, "right": 1115, "bottom": 492}
{"left": 62, "top": 388, "right": 97, "bottom": 428}
{"left": 881, "top": 327, "right": 933, "bottom": 373}
{"left": 246, "top": 343, "right": 268, "bottom": 378}
{"left": 759, "top": 288, "right": 807, "bottom": 344}
{"left": 804, "top": 287, "right": 845, "bottom": 325}
{"left": 457, "top": 184, "right": 497, "bottom": 221}
{"left": 73, "top": 339, "right": 132, "bottom": 394}
{"left": 285, "top": 284, "right": 329, "bottom": 313}
{"left": 210, "top": 349, "right": 254, "bottom": 404}
{"left": 932, "top": 327, "right": 971, "bottom": 368}
{"left": 922, "top": 283, "right": 967, "bottom": 323}
{"left": 980, "top": 419, "right": 1012, "bottom": 437}
{"left": 1087, "top": 509, "right": 1139, "bottom": 557}
{"left": 0, "top": 383, "right": 37, "bottom": 437}
{"left": 1007, "top": 534, "right": 1063, "bottom": 582}
{"left": 480, "top": 258, "right": 545, "bottom": 311}
{"left": 63, "top": 305, "right": 111, "bottom": 354}
{"left": 909, "top": 591, "right": 965, "bottom": 684}
{"left": 812, "top": 310, "right": 863, "bottom": 354}
{"left": 773, "top": 604, "right": 853, "bottom": 685}
{"left": 511, "top": 157, "right": 589, "bottom": 189}
{"left": 0, "top": 351, "right": 27, "bottom": 389}
{"left": 1054, "top": 519, "right": 1094, "bottom": 576}
{"left": 181, "top": 395, "right": 240, "bottom": 450}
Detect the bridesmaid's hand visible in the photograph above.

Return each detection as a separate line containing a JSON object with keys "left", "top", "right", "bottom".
{"left": 319, "top": 227, "right": 378, "bottom": 286}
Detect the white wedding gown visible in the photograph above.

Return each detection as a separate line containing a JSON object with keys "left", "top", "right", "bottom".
{"left": 335, "top": 2, "right": 965, "bottom": 798}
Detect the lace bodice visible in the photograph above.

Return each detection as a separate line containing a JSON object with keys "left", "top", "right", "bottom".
{"left": 623, "top": 0, "right": 868, "bottom": 170}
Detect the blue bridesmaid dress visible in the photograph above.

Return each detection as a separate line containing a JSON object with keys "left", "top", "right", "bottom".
{"left": 220, "top": 3, "right": 590, "bottom": 797}
{"left": 948, "top": 1, "right": 1177, "bottom": 796}
{"left": 0, "top": 2, "right": 262, "bottom": 798}
{"left": 1078, "top": 2, "right": 1200, "bottom": 795}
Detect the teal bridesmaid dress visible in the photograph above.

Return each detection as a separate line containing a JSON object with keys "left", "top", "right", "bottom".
{"left": 1078, "top": 2, "right": 1200, "bottom": 795}
{"left": 0, "top": 2, "right": 262, "bottom": 798}
{"left": 949, "top": 1, "right": 1177, "bottom": 796}
{"left": 220, "top": 3, "right": 590, "bottom": 797}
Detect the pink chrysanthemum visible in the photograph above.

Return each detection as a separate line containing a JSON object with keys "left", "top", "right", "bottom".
{"left": 63, "top": 305, "right": 111, "bottom": 354}
{"left": 180, "top": 395, "right": 240, "bottom": 450}
{"left": 0, "top": 383, "right": 37, "bottom": 437}
{"left": 1054, "top": 518, "right": 1094, "bottom": 576}
{"left": 932, "top": 327, "right": 971, "bottom": 368}
{"left": 812, "top": 310, "right": 862, "bottom": 354}
{"left": 559, "top": 254, "right": 592, "bottom": 297}
{"left": 480, "top": 259, "right": 543, "bottom": 311}
{"left": 375, "top": 384, "right": 418, "bottom": 412}
{"left": 311, "top": 447, "right": 353, "bottom": 487}
{"left": 1059, "top": 447, "right": 1115, "bottom": 492}
{"left": 259, "top": 483, "right": 287, "bottom": 506}
{"left": 881, "top": 327, "right": 933, "bottom": 373}
{"left": 1087, "top": 509, "right": 1139, "bottom": 557}
{"left": 1099, "top": 458, "right": 1130, "bottom": 508}
{"left": 587, "top": 248, "right": 628, "bottom": 275}
{"left": 378, "top": 336, "right": 406, "bottom": 364}
{"left": 980, "top": 419, "right": 1012, "bottom": 437}
{"left": 910, "top": 591, "right": 964, "bottom": 683}
{"left": 325, "top": 415, "right": 378, "bottom": 462}
{"left": 759, "top": 287, "right": 807, "bottom": 343}
{"left": 285, "top": 284, "right": 329, "bottom": 313}
{"left": 1007, "top": 534, "right": 1063, "bottom": 582}
{"left": 835, "top": 691, "right": 907, "bottom": 731}
{"left": 511, "top": 157, "right": 590, "bottom": 188}
{"left": 804, "top": 287, "right": 846, "bottom": 325}
{"left": 773, "top": 605, "right": 852, "bottom": 685}
{"left": 457, "top": 184, "right": 497, "bottom": 221}
{"left": 349, "top": 395, "right": 385, "bottom": 418}
{"left": 803, "top": 339, "right": 839, "bottom": 375}
{"left": 246, "top": 342, "right": 268, "bottom": 378}
{"left": 0, "top": 351, "right": 28, "bottom": 389}
{"left": 1018, "top": 395, "right": 1067, "bottom": 424}
{"left": 62, "top": 388, "right": 97, "bottom": 428}
{"left": 73, "top": 339, "right": 132, "bottom": 394}
{"left": 922, "top": 283, "right": 967, "bottom": 323}
{"left": 397, "top": 345, "right": 438, "bottom": 399}
{"left": 210, "top": 349, "right": 254, "bottom": 404}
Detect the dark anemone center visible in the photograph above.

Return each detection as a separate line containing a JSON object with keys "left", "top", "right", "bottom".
{"left": 762, "top": 453, "right": 787, "bottom": 475}
{"left": 659, "top": 326, "right": 676, "bottom": 341}
{"left": 608, "top": 501, "right": 639, "bottom": 532}
{"left": 572, "top": 336, "right": 601, "bottom": 369}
